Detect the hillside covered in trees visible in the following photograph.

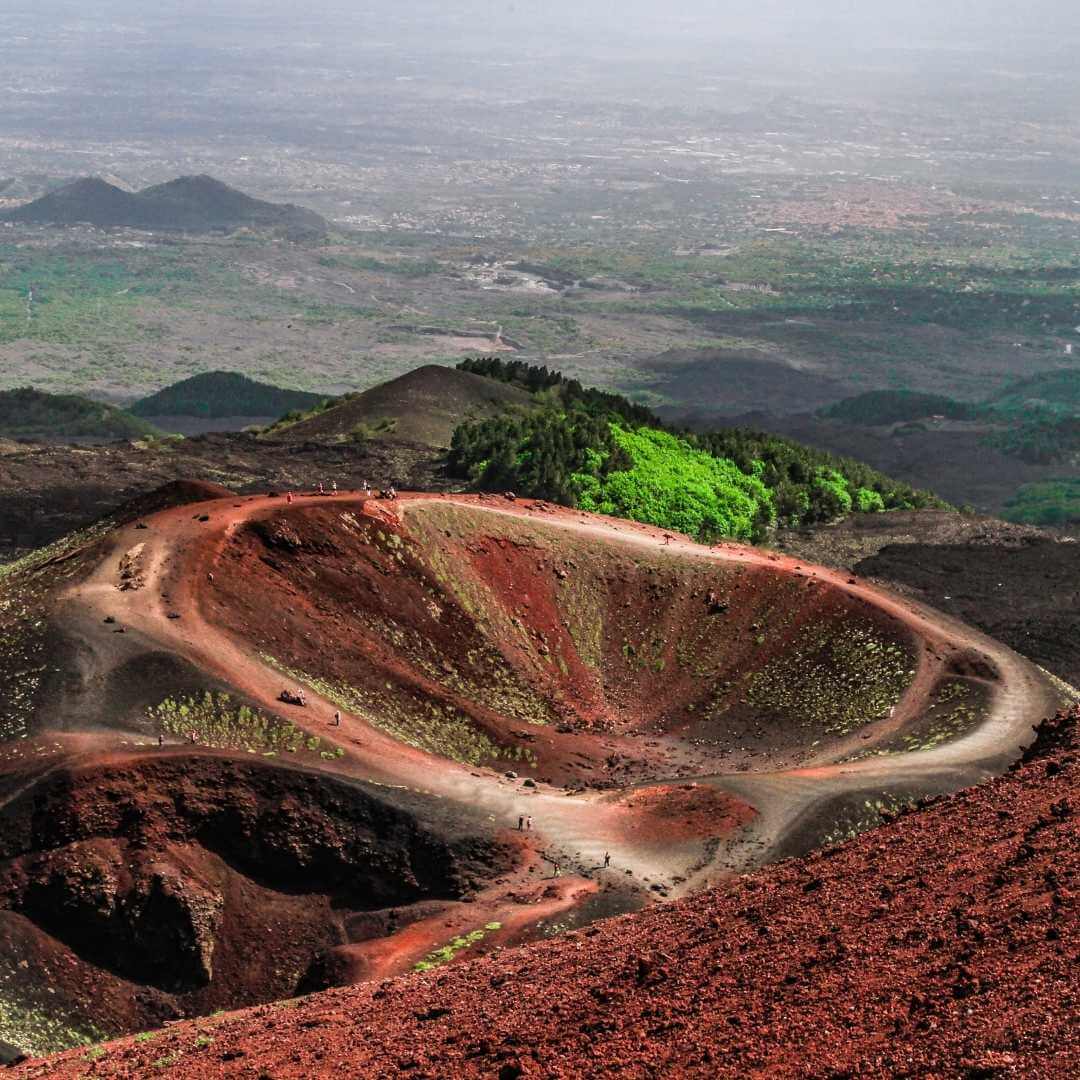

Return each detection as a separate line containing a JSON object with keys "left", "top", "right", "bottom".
{"left": 0, "top": 388, "right": 158, "bottom": 440}
{"left": 131, "top": 371, "right": 327, "bottom": 419}
{"left": 819, "top": 377, "right": 1080, "bottom": 466}
{"left": 449, "top": 359, "right": 946, "bottom": 542}
{"left": 820, "top": 390, "right": 980, "bottom": 426}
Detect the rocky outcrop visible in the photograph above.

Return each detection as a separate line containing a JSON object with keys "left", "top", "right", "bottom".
{"left": 13, "top": 843, "right": 223, "bottom": 991}
{"left": 0, "top": 755, "right": 510, "bottom": 1006}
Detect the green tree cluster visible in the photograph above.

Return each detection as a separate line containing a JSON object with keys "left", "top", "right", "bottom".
{"left": 450, "top": 407, "right": 943, "bottom": 542}
{"left": 821, "top": 389, "right": 980, "bottom": 426}
{"left": 1002, "top": 479, "right": 1080, "bottom": 525}
{"left": 987, "top": 416, "right": 1080, "bottom": 464}
{"left": 458, "top": 356, "right": 656, "bottom": 425}
{"left": 572, "top": 425, "right": 775, "bottom": 541}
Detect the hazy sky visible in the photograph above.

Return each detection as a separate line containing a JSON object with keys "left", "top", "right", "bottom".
{"left": 18, "top": 1, "right": 1080, "bottom": 48}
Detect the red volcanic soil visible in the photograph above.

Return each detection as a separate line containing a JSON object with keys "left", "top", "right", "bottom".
{"left": 612, "top": 783, "right": 756, "bottom": 844}
{"left": 19, "top": 707, "right": 1079, "bottom": 1078}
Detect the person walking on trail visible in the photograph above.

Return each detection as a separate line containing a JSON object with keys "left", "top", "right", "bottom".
{"left": 333, "top": 710, "right": 341, "bottom": 727}
{"left": 526, "top": 815, "right": 533, "bottom": 831}
{"left": 207, "top": 571, "right": 214, "bottom": 585}
{"left": 286, "top": 492, "right": 293, "bottom": 504}
{"left": 332, "top": 480, "right": 338, "bottom": 493}
{"left": 318, "top": 481, "right": 325, "bottom": 495}
{"left": 552, "top": 862, "right": 561, "bottom": 878}
{"left": 517, "top": 815, "right": 525, "bottom": 831}
{"left": 604, "top": 851, "right": 611, "bottom": 868}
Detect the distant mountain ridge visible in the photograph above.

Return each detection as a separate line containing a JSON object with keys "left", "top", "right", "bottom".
{"left": 3, "top": 174, "right": 327, "bottom": 235}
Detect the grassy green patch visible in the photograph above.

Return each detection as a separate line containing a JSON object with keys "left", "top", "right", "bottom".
{"left": 131, "top": 371, "right": 326, "bottom": 419}
{"left": 1002, "top": 478, "right": 1080, "bottom": 525}
{"left": 412, "top": 922, "right": 502, "bottom": 973}
{"left": 820, "top": 794, "right": 919, "bottom": 846}
{"left": 0, "top": 387, "right": 157, "bottom": 439}
{"left": 0, "top": 518, "right": 117, "bottom": 741}
{"left": 0, "top": 991, "right": 107, "bottom": 1059}
{"left": 317, "top": 253, "right": 442, "bottom": 278}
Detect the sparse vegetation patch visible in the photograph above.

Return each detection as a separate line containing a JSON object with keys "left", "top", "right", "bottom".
{"left": 413, "top": 922, "right": 502, "bottom": 973}
{"left": 147, "top": 691, "right": 344, "bottom": 758}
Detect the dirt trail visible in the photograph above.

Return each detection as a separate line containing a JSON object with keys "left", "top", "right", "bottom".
{"left": 59, "top": 491, "right": 1061, "bottom": 905}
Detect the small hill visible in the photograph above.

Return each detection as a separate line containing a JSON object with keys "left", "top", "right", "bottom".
{"left": 0, "top": 388, "right": 158, "bottom": 441}
{"left": 1, "top": 177, "right": 140, "bottom": 227}
{"left": 267, "top": 365, "right": 536, "bottom": 448}
{"left": 988, "top": 370, "right": 1080, "bottom": 418}
{"left": 3, "top": 175, "right": 327, "bottom": 235}
{"left": 111, "top": 479, "right": 236, "bottom": 524}
{"left": 133, "top": 175, "right": 326, "bottom": 234}
{"left": 821, "top": 389, "right": 979, "bottom": 426}
{"left": 131, "top": 372, "right": 327, "bottom": 420}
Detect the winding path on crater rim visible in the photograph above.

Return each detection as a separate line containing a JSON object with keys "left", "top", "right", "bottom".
{"left": 57, "top": 490, "right": 1062, "bottom": 933}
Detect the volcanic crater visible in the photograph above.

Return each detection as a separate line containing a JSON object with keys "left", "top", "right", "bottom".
{"left": 217, "top": 498, "right": 989, "bottom": 784}
{"left": 0, "top": 487, "right": 1063, "bottom": 1056}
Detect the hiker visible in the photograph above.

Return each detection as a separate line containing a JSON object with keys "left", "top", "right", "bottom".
{"left": 318, "top": 481, "right": 325, "bottom": 494}
{"left": 333, "top": 710, "right": 341, "bottom": 726}
{"left": 526, "top": 815, "right": 533, "bottom": 831}
{"left": 286, "top": 492, "right": 293, "bottom": 504}
{"left": 207, "top": 571, "right": 214, "bottom": 584}
{"left": 332, "top": 480, "right": 338, "bottom": 493}
{"left": 518, "top": 815, "right": 525, "bottom": 831}
{"left": 553, "top": 862, "right": 561, "bottom": 878}
{"left": 604, "top": 852, "right": 611, "bottom": 868}
{"left": 158, "top": 733, "right": 164, "bottom": 747}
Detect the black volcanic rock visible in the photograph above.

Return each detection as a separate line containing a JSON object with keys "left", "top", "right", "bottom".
{"left": 4, "top": 174, "right": 327, "bottom": 236}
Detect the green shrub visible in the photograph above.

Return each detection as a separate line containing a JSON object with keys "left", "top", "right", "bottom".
{"left": 854, "top": 487, "right": 886, "bottom": 513}
{"left": 574, "top": 425, "right": 774, "bottom": 542}
{"left": 147, "top": 691, "right": 330, "bottom": 756}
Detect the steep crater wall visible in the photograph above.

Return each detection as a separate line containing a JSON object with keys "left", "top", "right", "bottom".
{"left": 0, "top": 755, "right": 510, "bottom": 1043}
{"left": 209, "top": 500, "right": 982, "bottom": 784}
